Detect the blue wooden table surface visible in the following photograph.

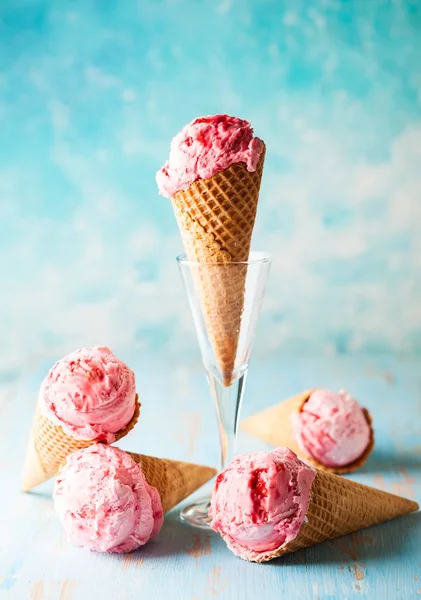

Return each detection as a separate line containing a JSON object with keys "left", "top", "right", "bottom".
{"left": 0, "top": 355, "right": 420, "bottom": 599}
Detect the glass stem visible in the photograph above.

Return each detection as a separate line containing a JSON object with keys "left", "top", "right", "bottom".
{"left": 207, "top": 369, "right": 248, "bottom": 471}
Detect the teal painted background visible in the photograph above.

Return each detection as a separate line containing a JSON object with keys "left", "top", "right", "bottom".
{"left": 1, "top": 0, "right": 421, "bottom": 379}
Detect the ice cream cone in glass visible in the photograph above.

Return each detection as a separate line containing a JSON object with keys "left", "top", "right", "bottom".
{"left": 177, "top": 251, "right": 271, "bottom": 528}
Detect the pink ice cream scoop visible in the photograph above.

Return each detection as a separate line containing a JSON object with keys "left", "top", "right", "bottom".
{"left": 54, "top": 444, "right": 163, "bottom": 553}
{"left": 292, "top": 389, "right": 371, "bottom": 468}
{"left": 156, "top": 114, "right": 264, "bottom": 197}
{"left": 40, "top": 346, "right": 137, "bottom": 442}
{"left": 209, "top": 448, "right": 315, "bottom": 562}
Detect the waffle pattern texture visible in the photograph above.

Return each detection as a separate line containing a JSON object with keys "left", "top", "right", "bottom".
{"left": 21, "top": 396, "right": 140, "bottom": 492}
{"left": 128, "top": 452, "right": 216, "bottom": 513}
{"left": 172, "top": 147, "right": 266, "bottom": 385}
{"left": 250, "top": 469, "right": 419, "bottom": 562}
{"left": 242, "top": 390, "right": 374, "bottom": 474}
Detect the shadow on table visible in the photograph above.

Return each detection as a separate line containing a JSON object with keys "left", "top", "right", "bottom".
{"left": 25, "top": 489, "right": 54, "bottom": 501}
{"left": 128, "top": 508, "right": 218, "bottom": 560}
{"left": 273, "top": 511, "right": 421, "bottom": 567}
{"left": 357, "top": 448, "right": 421, "bottom": 474}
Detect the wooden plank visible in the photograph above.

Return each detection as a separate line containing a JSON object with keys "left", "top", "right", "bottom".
{"left": 0, "top": 356, "right": 420, "bottom": 599}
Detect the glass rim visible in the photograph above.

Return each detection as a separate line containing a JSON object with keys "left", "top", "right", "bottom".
{"left": 176, "top": 250, "right": 272, "bottom": 266}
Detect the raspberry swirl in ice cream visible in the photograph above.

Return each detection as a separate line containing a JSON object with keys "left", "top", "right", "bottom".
{"left": 54, "top": 445, "right": 163, "bottom": 553}
{"left": 156, "top": 114, "right": 264, "bottom": 197}
{"left": 210, "top": 448, "right": 315, "bottom": 562}
{"left": 40, "top": 346, "right": 137, "bottom": 442}
{"left": 292, "top": 389, "right": 371, "bottom": 468}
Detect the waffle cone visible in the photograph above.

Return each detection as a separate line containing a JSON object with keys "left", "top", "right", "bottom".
{"left": 248, "top": 469, "right": 418, "bottom": 562}
{"left": 172, "top": 148, "right": 266, "bottom": 385}
{"left": 21, "top": 396, "right": 140, "bottom": 492}
{"left": 242, "top": 390, "right": 374, "bottom": 474}
{"left": 128, "top": 453, "right": 217, "bottom": 513}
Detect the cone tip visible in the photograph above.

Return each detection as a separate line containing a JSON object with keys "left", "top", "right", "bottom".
{"left": 21, "top": 439, "right": 48, "bottom": 493}
{"left": 203, "top": 465, "right": 217, "bottom": 480}
{"left": 21, "top": 479, "right": 31, "bottom": 493}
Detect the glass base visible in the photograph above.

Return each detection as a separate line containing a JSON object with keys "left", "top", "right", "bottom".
{"left": 179, "top": 496, "right": 212, "bottom": 529}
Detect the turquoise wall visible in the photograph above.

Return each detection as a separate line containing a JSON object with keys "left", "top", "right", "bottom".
{"left": 1, "top": 0, "right": 421, "bottom": 378}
